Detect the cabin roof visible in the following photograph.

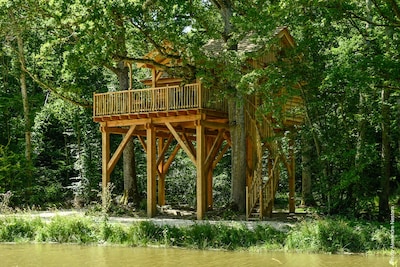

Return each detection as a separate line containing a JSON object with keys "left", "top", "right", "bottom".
{"left": 136, "top": 27, "right": 295, "bottom": 71}
{"left": 202, "top": 27, "right": 295, "bottom": 57}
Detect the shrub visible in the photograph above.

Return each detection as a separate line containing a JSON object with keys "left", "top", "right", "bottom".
{"left": 100, "top": 221, "right": 128, "bottom": 244}
{"left": 38, "top": 216, "right": 97, "bottom": 244}
{"left": 285, "top": 221, "right": 321, "bottom": 252}
{"left": 0, "top": 217, "right": 43, "bottom": 242}
{"left": 317, "top": 220, "right": 364, "bottom": 253}
{"left": 127, "top": 221, "right": 164, "bottom": 246}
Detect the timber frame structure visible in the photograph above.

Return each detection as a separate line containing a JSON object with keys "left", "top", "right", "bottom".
{"left": 93, "top": 27, "right": 303, "bottom": 220}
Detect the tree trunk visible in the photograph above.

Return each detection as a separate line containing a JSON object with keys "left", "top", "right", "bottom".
{"left": 122, "top": 138, "right": 139, "bottom": 205}
{"left": 211, "top": 0, "right": 247, "bottom": 212}
{"left": 16, "top": 23, "right": 31, "bottom": 164}
{"left": 301, "top": 133, "right": 314, "bottom": 206}
{"left": 112, "top": 12, "right": 139, "bottom": 206}
{"left": 379, "top": 86, "right": 391, "bottom": 220}
{"left": 229, "top": 97, "right": 247, "bottom": 212}
{"left": 378, "top": 25, "right": 394, "bottom": 220}
{"left": 116, "top": 61, "right": 139, "bottom": 205}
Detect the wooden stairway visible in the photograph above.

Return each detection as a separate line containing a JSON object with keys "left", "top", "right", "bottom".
{"left": 244, "top": 95, "right": 285, "bottom": 221}
{"left": 246, "top": 155, "right": 281, "bottom": 220}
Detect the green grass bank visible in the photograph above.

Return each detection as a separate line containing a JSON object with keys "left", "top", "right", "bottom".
{"left": 0, "top": 215, "right": 398, "bottom": 254}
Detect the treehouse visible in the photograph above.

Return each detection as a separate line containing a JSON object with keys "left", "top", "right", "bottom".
{"left": 93, "top": 27, "right": 304, "bottom": 220}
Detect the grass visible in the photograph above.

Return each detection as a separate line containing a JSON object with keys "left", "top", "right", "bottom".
{"left": 0, "top": 214, "right": 398, "bottom": 255}
{"left": 285, "top": 218, "right": 399, "bottom": 253}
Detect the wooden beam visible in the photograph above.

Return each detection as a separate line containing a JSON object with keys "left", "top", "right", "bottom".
{"left": 105, "top": 114, "right": 202, "bottom": 127}
{"left": 181, "top": 131, "right": 196, "bottom": 160}
{"left": 107, "top": 125, "right": 136, "bottom": 173}
{"left": 158, "top": 137, "right": 166, "bottom": 206}
{"left": 138, "top": 135, "right": 147, "bottom": 152}
{"left": 155, "top": 70, "right": 163, "bottom": 82}
{"left": 196, "top": 120, "right": 206, "bottom": 220}
{"left": 211, "top": 141, "right": 231, "bottom": 169}
{"left": 201, "top": 120, "right": 229, "bottom": 130}
{"left": 205, "top": 130, "right": 224, "bottom": 170}
{"left": 288, "top": 138, "right": 296, "bottom": 214}
{"left": 147, "top": 124, "right": 157, "bottom": 217}
{"left": 101, "top": 127, "right": 111, "bottom": 190}
{"left": 101, "top": 127, "right": 129, "bottom": 134}
{"left": 164, "top": 143, "right": 180, "bottom": 171}
{"left": 206, "top": 138, "right": 213, "bottom": 210}
{"left": 156, "top": 134, "right": 173, "bottom": 166}
{"left": 152, "top": 68, "right": 157, "bottom": 88}
{"left": 166, "top": 122, "right": 196, "bottom": 165}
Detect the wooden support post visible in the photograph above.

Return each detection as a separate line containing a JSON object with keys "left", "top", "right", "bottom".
{"left": 151, "top": 69, "right": 157, "bottom": 88}
{"left": 158, "top": 138, "right": 166, "bottom": 206}
{"left": 206, "top": 138, "right": 213, "bottom": 210}
{"left": 101, "top": 126, "right": 110, "bottom": 204}
{"left": 147, "top": 124, "right": 157, "bottom": 217}
{"left": 196, "top": 120, "right": 206, "bottom": 220}
{"left": 266, "top": 157, "right": 273, "bottom": 218}
{"left": 288, "top": 138, "right": 296, "bottom": 214}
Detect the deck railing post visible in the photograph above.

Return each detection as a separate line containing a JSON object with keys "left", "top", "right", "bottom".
{"left": 198, "top": 83, "right": 202, "bottom": 109}
{"left": 166, "top": 86, "right": 169, "bottom": 111}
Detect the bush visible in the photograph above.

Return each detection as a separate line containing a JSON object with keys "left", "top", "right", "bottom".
{"left": 285, "top": 219, "right": 395, "bottom": 253}
{"left": 37, "top": 216, "right": 96, "bottom": 244}
{"left": 285, "top": 221, "right": 321, "bottom": 252}
{"left": 127, "top": 221, "right": 165, "bottom": 246}
{"left": 317, "top": 220, "right": 364, "bottom": 253}
{"left": 100, "top": 222, "right": 128, "bottom": 244}
{"left": 0, "top": 217, "right": 43, "bottom": 242}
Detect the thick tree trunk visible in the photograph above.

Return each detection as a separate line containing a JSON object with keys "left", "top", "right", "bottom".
{"left": 229, "top": 97, "right": 246, "bottom": 212}
{"left": 117, "top": 61, "right": 139, "bottom": 205}
{"left": 211, "top": 0, "right": 247, "bottom": 212}
{"left": 112, "top": 12, "right": 139, "bottom": 206}
{"left": 122, "top": 138, "right": 139, "bottom": 205}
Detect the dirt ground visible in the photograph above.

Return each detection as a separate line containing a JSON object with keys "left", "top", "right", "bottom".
{"left": 0, "top": 206, "right": 309, "bottom": 231}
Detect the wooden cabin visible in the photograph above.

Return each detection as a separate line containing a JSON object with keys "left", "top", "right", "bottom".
{"left": 93, "top": 27, "right": 303, "bottom": 220}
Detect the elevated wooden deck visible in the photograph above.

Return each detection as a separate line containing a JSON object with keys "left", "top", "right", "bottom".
{"left": 93, "top": 82, "right": 231, "bottom": 220}
{"left": 93, "top": 83, "right": 228, "bottom": 122}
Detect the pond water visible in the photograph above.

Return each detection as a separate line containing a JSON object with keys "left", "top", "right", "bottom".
{"left": 0, "top": 243, "right": 394, "bottom": 267}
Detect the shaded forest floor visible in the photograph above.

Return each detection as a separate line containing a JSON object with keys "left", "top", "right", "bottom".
{"left": 0, "top": 206, "right": 308, "bottom": 231}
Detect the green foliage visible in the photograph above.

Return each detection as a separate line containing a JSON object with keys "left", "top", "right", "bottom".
{"left": 0, "top": 217, "right": 43, "bottom": 242}
{"left": 37, "top": 216, "right": 96, "bottom": 244}
{"left": 0, "top": 145, "right": 33, "bottom": 205}
{"left": 100, "top": 221, "right": 128, "bottom": 244}
{"left": 285, "top": 219, "right": 397, "bottom": 253}
{"left": 127, "top": 221, "right": 165, "bottom": 246}
{"left": 0, "top": 215, "right": 398, "bottom": 254}
{"left": 162, "top": 145, "right": 231, "bottom": 209}
{"left": 31, "top": 98, "right": 102, "bottom": 206}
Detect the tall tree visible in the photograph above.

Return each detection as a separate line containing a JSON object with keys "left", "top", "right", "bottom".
{"left": 1, "top": 3, "right": 33, "bottom": 164}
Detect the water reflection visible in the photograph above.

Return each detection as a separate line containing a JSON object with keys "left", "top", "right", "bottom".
{"left": 0, "top": 244, "right": 393, "bottom": 267}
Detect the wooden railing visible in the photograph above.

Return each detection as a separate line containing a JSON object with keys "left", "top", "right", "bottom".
{"left": 93, "top": 83, "right": 227, "bottom": 118}
{"left": 246, "top": 175, "right": 263, "bottom": 219}
{"left": 245, "top": 95, "right": 284, "bottom": 220}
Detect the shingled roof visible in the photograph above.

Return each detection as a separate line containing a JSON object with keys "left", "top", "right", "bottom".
{"left": 202, "top": 27, "right": 295, "bottom": 57}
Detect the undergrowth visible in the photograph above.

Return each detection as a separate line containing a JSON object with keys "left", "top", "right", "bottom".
{"left": 0, "top": 215, "right": 397, "bottom": 254}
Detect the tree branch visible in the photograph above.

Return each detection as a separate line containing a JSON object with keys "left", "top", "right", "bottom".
{"left": 386, "top": 0, "right": 400, "bottom": 21}
{"left": 21, "top": 65, "right": 92, "bottom": 108}
{"left": 130, "top": 19, "right": 181, "bottom": 60}
{"left": 113, "top": 54, "right": 197, "bottom": 82}
{"left": 345, "top": 8, "right": 400, "bottom": 27}
{"left": 113, "top": 55, "right": 175, "bottom": 69}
